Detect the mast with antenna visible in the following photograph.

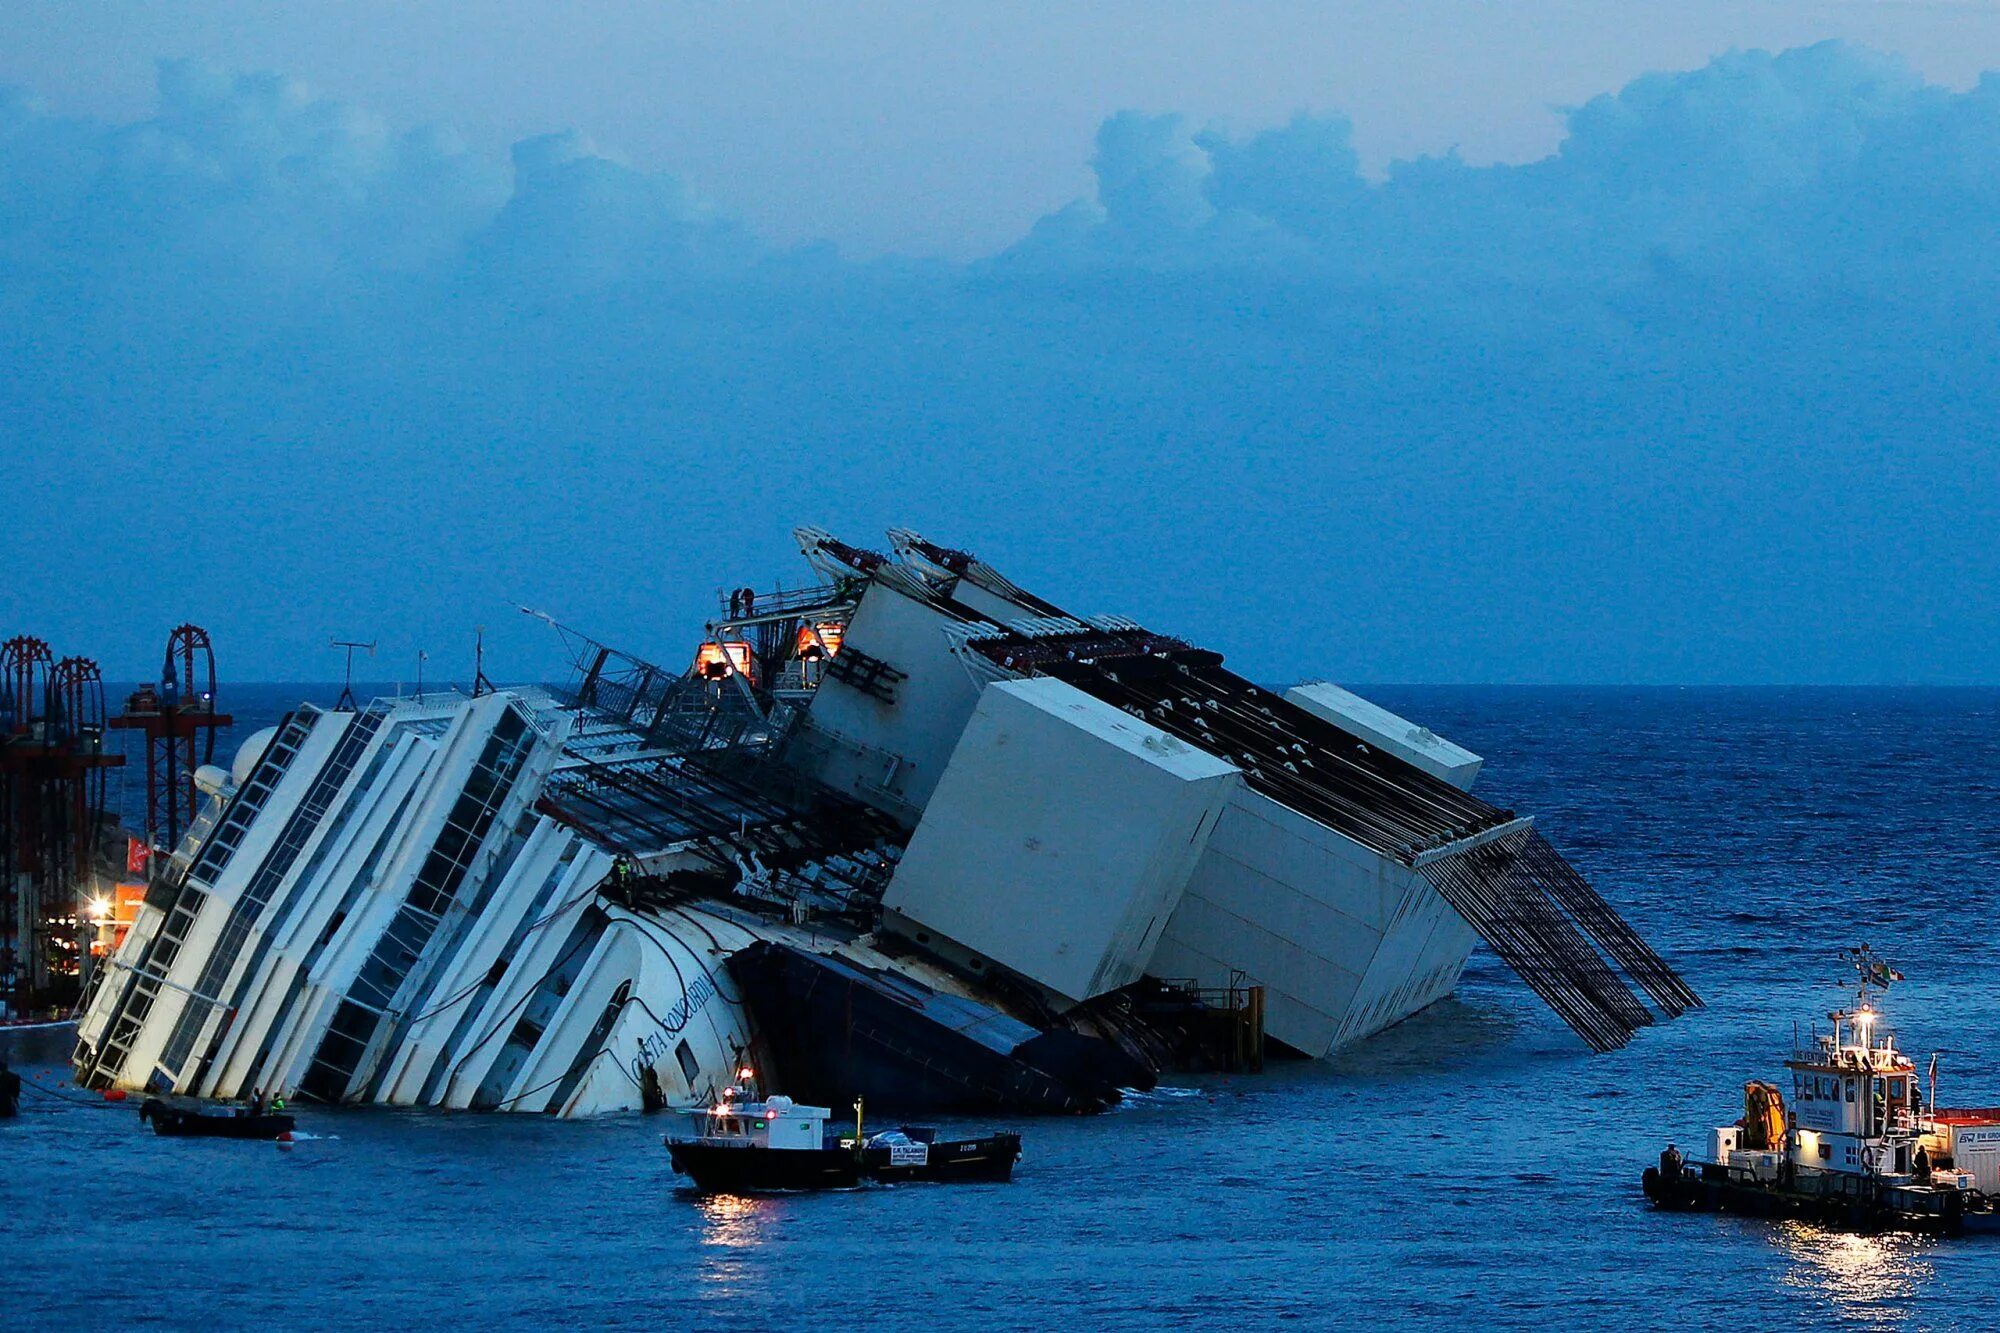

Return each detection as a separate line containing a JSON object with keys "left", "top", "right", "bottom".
{"left": 331, "top": 638, "right": 375, "bottom": 711}
{"left": 472, "top": 627, "right": 495, "bottom": 698}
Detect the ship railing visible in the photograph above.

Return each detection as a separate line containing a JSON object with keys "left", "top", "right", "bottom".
{"left": 1789, "top": 1165, "right": 1922, "bottom": 1204}
{"left": 713, "top": 582, "right": 850, "bottom": 619}
{"left": 1881, "top": 1183, "right": 1959, "bottom": 1216}
{"left": 1713, "top": 1164, "right": 1962, "bottom": 1216}
{"left": 1699, "top": 1157, "right": 1956, "bottom": 1210}
{"left": 1144, "top": 976, "right": 1266, "bottom": 1073}
{"left": 763, "top": 661, "right": 825, "bottom": 697}
{"left": 1700, "top": 1161, "right": 1773, "bottom": 1189}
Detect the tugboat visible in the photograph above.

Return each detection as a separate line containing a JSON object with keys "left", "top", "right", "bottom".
{"left": 139, "top": 1096, "right": 296, "bottom": 1141}
{"left": 665, "top": 1067, "right": 1022, "bottom": 1194}
{"left": 1643, "top": 946, "right": 2000, "bottom": 1236}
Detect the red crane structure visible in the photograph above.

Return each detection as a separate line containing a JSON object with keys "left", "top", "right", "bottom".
{"left": 110, "top": 624, "right": 233, "bottom": 854}
{"left": 1, "top": 636, "right": 125, "bottom": 1017}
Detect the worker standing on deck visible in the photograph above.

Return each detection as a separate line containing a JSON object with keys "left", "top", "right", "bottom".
{"left": 1915, "top": 1143, "right": 1931, "bottom": 1181}
{"left": 1660, "top": 1143, "right": 1684, "bottom": 1179}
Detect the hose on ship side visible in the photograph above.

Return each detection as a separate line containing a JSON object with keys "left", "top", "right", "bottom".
{"left": 625, "top": 993, "right": 688, "bottom": 1038}
{"left": 408, "top": 968, "right": 507, "bottom": 1027}
{"left": 408, "top": 875, "right": 617, "bottom": 1026}
{"left": 618, "top": 911, "right": 767, "bottom": 1099}
{"left": 15, "top": 1078, "right": 127, "bottom": 1110}
{"left": 622, "top": 918, "right": 691, "bottom": 1001}
{"left": 441, "top": 926, "right": 603, "bottom": 1090}
{"left": 621, "top": 996, "right": 681, "bottom": 1092}
{"left": 663, "top": 906, "right": 750, "bottom": 1006}
{"left": 601, "top": 915, "right": 732, "bottom": 1093}
{"left": 489, "top": 996, "right": 648, "bottom": 1111}
{"left": 407, "top": 871, "right": 723, "bottom": 1075}
{"left": 628, "top": 911, "right": 753, "bottom": 1026}
{"left": 613, "top": 919, "right": 695, "bottom": 1090}
{"left": 439, "top": 904, "right": 721, "bottom": 1109}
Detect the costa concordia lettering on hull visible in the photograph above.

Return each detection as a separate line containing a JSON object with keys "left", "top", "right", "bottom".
{"left": 72, "top": 529, "right": 1699, "bottom": 1116}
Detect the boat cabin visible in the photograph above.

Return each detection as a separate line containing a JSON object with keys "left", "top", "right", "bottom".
{"left": 1781, "top": 1005, "right": 1922, "bottom": 1177}
{"left": 686, "top": 1089, "right": 831, "bottom": 1151}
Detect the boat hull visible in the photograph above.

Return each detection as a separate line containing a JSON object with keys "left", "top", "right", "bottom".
{"left": 667, "top": 1142, "right": 863, "bottom": 1193}
{"left": 1642, "top": 1165, "right": 1985, "bottom": 1236}
{"left": 863, "top": 1131, "right": 1021, "bottom": 1184}
{"left": 666, "top": 1132, "right": 1023, "bottom": 1193}
{"left": 139, "top": 1099, "right": 295, "bottom": 1140}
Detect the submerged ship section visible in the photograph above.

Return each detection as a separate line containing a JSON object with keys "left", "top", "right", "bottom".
{"left": 72, "top": 527, "right": 1696, "bottom": 1116}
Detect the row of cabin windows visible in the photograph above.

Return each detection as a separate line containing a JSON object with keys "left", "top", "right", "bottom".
{"left": 297, "top": 707, "right": 536, "bottom": 1101}
{"left": 157, "top": 713, "right": 392, "bottom": 1081}
{"left": 1800, "top": 1075, "right": 1859, "bottom": 1104}
{"left": 1798, "top": 1074, "right": 1909, "bottom": 1104}
{"left": 188, "top": 712, "right": 314, "bottom": 885}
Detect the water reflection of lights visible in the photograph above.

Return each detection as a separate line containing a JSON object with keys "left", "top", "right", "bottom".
{"left": 697, "top": 1192, "right": 781, "bottom": 1247}
{"left": 1771, "top": 1221, "right": 1937, "bottom": 1324}
{"left": 694, "top": 1193, "right": 783, "bottom": 1299}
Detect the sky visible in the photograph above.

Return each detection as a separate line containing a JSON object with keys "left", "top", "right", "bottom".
{"left": 2, "top": 4, "right": 1998, "bottom": 684}
{"left": 12, "top": 1, "right": 2000, "bottom": 258}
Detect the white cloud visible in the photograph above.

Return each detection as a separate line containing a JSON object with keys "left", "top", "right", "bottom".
{"left": 2, "top": 46, "right": 1997, "bottom": 684}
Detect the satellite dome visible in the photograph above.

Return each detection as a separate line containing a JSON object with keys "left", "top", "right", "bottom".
{"left": 231, "top": 726, "right": 278, "bottom": 787}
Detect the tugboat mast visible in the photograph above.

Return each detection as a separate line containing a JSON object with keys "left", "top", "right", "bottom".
{"left": 1831, "top": 943, "right": 1901, "bottom": 1042}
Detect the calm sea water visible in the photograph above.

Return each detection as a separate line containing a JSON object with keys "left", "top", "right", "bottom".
{"left": 7, "top": 686, "right": 1998, "bottom": 1330}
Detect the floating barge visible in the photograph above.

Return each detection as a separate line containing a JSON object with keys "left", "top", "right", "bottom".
{"left": 70, "top": 528, "right": 1693, "bottom": 1119}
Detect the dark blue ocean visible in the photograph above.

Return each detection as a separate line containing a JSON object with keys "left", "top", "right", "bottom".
{"left": 7, "top": 685, "right": 1998, "bottom": 1330}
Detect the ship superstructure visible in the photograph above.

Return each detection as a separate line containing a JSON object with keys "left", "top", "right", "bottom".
{"left": 73, "top": 528, "right": 1696, "bottom": 1116}
{"left": 788, "top": 527, "right": 1697, "bottom": 1056}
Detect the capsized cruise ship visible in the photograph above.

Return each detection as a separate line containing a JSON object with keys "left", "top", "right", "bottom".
{"left": 72, "top": 529, "right": 1697, "bottom": 1116}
